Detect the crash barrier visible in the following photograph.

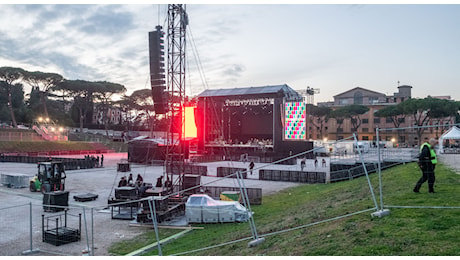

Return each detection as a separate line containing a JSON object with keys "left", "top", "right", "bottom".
{"left": 0, "top": 131, "right": 44, "bottom": 142}
{"left": 259, "top": 169, "right": 326, "bottom": 183}
{"left": 189, "top": 152, "right": 298, "bottom": 164}
{"left": 1, "top": 173, "right": 30, "bottom": 188}
{"left": 166, "top": 162, "right": 207, "bottom": 176}
{"left": 216, "top": 167, "right": 248, "bottom": 179}
{"left": 329, "top": 161, "right": 396, "bottom": 183}
{"left": 201, "top": 186, "right": 262, "bottom": 205}
{"left": 0, "top": 155, "right": 97, "bottom": 170}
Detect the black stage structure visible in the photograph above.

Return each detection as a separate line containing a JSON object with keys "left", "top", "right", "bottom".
{"left": 196, "top": 84, "right": 313, "bottom": 162}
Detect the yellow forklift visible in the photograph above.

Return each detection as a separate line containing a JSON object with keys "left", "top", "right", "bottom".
{"left": 30, "top": 161, "right": 66, "bottom": 193}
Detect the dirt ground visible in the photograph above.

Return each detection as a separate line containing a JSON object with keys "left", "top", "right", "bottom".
{"left": 0, "top": 153, "right": 303, "bottom": 256}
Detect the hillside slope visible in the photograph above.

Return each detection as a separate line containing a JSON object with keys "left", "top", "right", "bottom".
{"left": 140, "top": 162, "right": 460, "bottom": 256}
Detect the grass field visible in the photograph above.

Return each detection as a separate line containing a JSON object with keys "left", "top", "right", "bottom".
{"left": 108, "top": 162, "right": 460, "bottom": 256}
{"left": 0, "top": 141, "right": 100, "bottom": 152}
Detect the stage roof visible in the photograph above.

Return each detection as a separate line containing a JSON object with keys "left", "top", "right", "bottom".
{"left": 197, "top": 84, "right": 302, "bottom": 99}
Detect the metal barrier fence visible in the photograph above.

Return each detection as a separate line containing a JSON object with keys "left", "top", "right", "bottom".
{"left": 0, "top": 155, "right": 97, "bottom": 170}
{"left": 0, "top": 203, "right": 36, "bottom": 255}
{"left": 0, "top": 134, "right": 385, "bottom": 256}
{"left": 375, "top": 124, "right": 460, "bottom": 214}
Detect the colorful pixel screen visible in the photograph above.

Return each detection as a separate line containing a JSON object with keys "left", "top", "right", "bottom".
{"left": 284, "top": 102, "right": 306, "bottom": 140}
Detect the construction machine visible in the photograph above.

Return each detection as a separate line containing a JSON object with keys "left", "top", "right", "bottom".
{"left": 30, "top": 161, "right": 66, "bottom": 193}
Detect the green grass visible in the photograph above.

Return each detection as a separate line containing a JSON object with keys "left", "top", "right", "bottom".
{"left": 0, "top": 141, "right": 101, "bottom": 152}
{"left": 110, "top": 162, "right": 460, "bottom": 256}
{"left": 107, "top": 228, "right": 182, "bottom": 255}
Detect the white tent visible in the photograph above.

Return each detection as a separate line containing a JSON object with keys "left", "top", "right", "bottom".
{"left": 439, "top": 126, "right": 460, "bottom": 153}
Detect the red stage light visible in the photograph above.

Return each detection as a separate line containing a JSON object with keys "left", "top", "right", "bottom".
{"left": 184, "top": 106, "right": 197, "bottom": 139}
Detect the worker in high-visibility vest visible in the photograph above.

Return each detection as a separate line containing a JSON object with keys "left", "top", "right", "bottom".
{"left": 414, "top": 138, "right": 438, "bottom": 193}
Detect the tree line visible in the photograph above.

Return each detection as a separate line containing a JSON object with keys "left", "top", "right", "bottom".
{"left": 0, "top": 66, "right": 165, "bottom": 135}
{"left": 308, "top": 97, "right": 460, "bottom": 145}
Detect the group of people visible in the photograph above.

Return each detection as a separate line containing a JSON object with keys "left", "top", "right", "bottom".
{"left": 84, "top": 154, "right": 104, "bottom": 168}
{"left": 212, "top": 138, "right": 273, "bottom": 147}
{"left": 118, "top": 173, "right": 143, "bottom": 187}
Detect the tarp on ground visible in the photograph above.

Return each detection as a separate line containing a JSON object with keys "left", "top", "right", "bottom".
{"left": 185, "top": 194, "right": 252, "bottom": 223}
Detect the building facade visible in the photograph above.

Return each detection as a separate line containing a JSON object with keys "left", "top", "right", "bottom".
{"left": 315, "top": 85, "right": 453, "bottom": 146}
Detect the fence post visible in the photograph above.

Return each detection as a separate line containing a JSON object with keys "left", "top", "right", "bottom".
{"left": 29, "top": 202, "right": 33, "bottom": 252}
{"left": 352, "top": 133, "right": 380, "bottom": 215}
{"left": 21, "top": 202, "right": 40, "bottom": 255}
{"left": 236, "top": 170, "right": 265, "bottom": 247}
{"left": 91, "top": 208, "right": 94, "bottom": 256}
{"left": 148, "top": 199, "right": 162, "bottom": 256}
{"left": 377, "top": 127, "right": 383, "bottom": 210}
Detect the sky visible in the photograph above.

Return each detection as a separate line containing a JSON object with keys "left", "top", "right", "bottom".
{"left": 1, "top": 3, "right": 460, "bottom": 103}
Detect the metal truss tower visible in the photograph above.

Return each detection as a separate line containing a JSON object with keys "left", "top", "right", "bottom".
{"left": 165, "top": 4, "right": 188, "bottom": 193}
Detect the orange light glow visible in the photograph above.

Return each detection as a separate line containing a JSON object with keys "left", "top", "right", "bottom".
{"left": 184, "top": 106, "right": 197, "bottom": 139}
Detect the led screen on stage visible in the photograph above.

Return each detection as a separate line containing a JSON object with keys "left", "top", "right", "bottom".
{"left": 284, "top": 102, "right": 306, "bottom": 140}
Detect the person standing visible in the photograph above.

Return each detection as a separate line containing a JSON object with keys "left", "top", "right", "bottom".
{"left": 100, "top": 154, "right": 104, "bottom": 167}
{"left": 414, "top": 138, "right": 438, "bottom": 193}
{"left": 300, "top": 158, "right": 306, "bottom": 172}
{"left": 249, "top": 160, "right": 255, "bottom": 175}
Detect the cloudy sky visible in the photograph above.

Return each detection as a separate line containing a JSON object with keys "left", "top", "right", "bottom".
{"left": 1, "top": 3, "right": 460, "bottom": 103}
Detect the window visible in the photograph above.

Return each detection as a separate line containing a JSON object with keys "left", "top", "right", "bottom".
{"left": 386, "top": 117, "right": 393, "bottom": 123}
{"left": 363, "top": 119, "right": 369, "bottom": 124}
{"left": 374, "top": 118, "right": 380, "bottom": 124}
{"left": 354, "top": 92, "right": 363, "bottom": 105}
{"left": 362, "top": 136, "right": 369, "bottom": 140}
{"left": 398, "top": 118, "right": 405, "bottom": 123}
{"left": 369, "top": 97, "right": 379, "bottom": 104}
{"left": 339, "top": 98, "right": 349, "bottom": 105}
{"left": 362, "top": 128, "right": 369, "bottom": 132}
{"left": 337, "top": 128, "right": 343, "bottom": 133}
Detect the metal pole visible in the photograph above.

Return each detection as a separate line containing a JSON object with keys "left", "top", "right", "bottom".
{"left": 82, "top": 208, "right": 90, "bottom": 255}
{"left": 235, "top": 171, "right": 255, "bottom": 239}
{"left": 148, "top": 199, "right": 163, "bottom": 256}
{"left": 376, "top": 127, "right": 383, "bottom": 210}
{"left": 353, "top": 133, "right": 379, "bottom": 210}
{"left": 29, "top": 202, "right": 33, "bottom": 252}
{"left": 91, "top": 208, "right": 94, "bottom": 256}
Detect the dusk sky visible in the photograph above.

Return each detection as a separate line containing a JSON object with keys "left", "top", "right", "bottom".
{"left": 1, "top": 3, "right": 459, "bottom": 103}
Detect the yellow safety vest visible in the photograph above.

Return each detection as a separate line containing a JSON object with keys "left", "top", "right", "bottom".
{"left": 420, "top": 142, "right": 437, "bottom": 165}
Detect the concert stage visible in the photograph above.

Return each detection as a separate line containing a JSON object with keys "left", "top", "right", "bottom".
{"left": 196, "top": 84, "right": 313, "bottom": 159}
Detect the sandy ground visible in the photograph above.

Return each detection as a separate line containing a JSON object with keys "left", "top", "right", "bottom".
{"left": 0, "top": 153, "right": 304, "bottom": 256}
